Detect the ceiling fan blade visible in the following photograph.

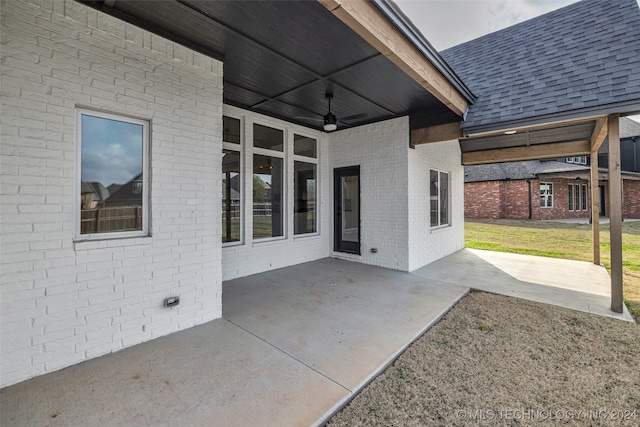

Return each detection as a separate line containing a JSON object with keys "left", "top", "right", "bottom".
{"left": 293, "top": 116, "right": 324, "bottom": 122}
{"left": 340, "top": 112, "right": 368, "bottom": 122}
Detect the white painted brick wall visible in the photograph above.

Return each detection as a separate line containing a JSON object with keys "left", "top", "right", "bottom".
{"left": 1, "top": 0, "right": 223, "bottom": 388}
{"left": 221, "top": 106, "right": 331, "bottom": 281}
{"left": 329, "top": 117, "right": 410, "bottom": 271}
{"left": 408, "top": 139, "right": 465, "bottom": 271}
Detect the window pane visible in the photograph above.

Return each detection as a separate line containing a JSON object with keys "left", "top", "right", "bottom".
{"left": 223, "top": 116, "right": 240, "bottom": 144}
{"left": 439, "top": 172, "right": 449, "bottom": 225}
{"left": 253, "top": 154, "right": 283, "bottom": 238}
{"left": 254, "top": 123, "right": 283, "bottom": 151}
{"left": 222, "top": 149, "right": 241, "bottom": 243}
{"left": 568, "top": 184, "right": 574, "bottom": 210}
{"left": 575, "top": 185, "right": 580, "bottom": 212}
{"left": 430, "top": 170, "right": 438, "bottom": 226}
{"left": 582, "top": 185, "right": 588, "bottom": 210}
{"left": 80, "top": 114, "right": 144, "bottom": 235}
{"left": 294, "top": 161, "right": 317, "bottom": 234}
{"left": 294, "top": 134, "right": 317, "bottom": 158}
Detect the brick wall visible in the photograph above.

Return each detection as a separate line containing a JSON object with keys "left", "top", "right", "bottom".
{"left": 465, "top": 178, "right": 594, "bottom": 220}
{"left": 464, "top": 181, "right": 504, "bottom": 219}
{"left": 623, "top": 180, "right": 640, "bottom": 218}
{"left": 408, "top": 139, "right": 465, "bottom": 271}
{"left": 329, "top": 117, "right": 410, "bottom": 271}
{"left": 1, "top": 0, "right": 223, "bottom": 387}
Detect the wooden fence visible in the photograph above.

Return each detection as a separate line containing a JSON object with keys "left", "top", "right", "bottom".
{"left": 81, "top": 206, "right": 142, "bottom": 234}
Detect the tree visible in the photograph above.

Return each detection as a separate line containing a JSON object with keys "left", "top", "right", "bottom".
{"left": 253, "top": 175, "right": 266, "bottom": 202}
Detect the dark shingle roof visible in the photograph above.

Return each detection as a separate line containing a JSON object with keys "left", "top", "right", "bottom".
{"left": 442, "top": 0, "right": 640, "bottom": 131}
{"left": 621, "top": 116, "right": 640, "bottom": 137}
{"left": 465, "top": 160, "right": 588, "bottom": 183}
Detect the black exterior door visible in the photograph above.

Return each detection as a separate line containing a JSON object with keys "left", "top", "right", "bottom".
{"left": 334, "top": 166, "right": 360, "bottom": 254}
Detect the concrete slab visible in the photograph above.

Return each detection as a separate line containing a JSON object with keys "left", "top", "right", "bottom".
{"left": 1, "top": 258, "right": 469, "bottom": 427}
{"left": 2, "top": 253, "right": 631, "bottom": 427}
{"left": 223, "top": 258, "right": 469, "bottom": 393}
{"left": 0, "top": 319, "right": 349, "bottom": 427}
{"left": 412, "top": 249, "right": 634, "bottom": 322}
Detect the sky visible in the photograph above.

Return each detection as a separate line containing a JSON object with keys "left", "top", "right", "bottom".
{"left": 395, "top": 0, "right": 580, "bottom": 51}
{"left": 396, "top": 0, "right": 640, "bottom": 123}
{"left": 81, "top": 115, "right": 143, "bottom": 187}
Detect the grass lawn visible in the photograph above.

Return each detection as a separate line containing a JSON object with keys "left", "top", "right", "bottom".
{"left": 465, "top": 219, "right": 640, "bottom": 320}
{"left": 328, "top": 292, "right": 640, "bottom": 426}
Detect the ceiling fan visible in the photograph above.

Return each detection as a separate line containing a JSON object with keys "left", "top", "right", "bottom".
{"left": 295, "top": 93, "right": 367, "bottom": 132}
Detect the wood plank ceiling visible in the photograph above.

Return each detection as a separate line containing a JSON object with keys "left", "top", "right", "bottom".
{"left": 82, "top": 0, "right": 464, "bottom": 132}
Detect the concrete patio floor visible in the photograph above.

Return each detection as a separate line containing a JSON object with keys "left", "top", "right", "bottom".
{"left": 1, "top": 250, "right": 632, "bottom": 426}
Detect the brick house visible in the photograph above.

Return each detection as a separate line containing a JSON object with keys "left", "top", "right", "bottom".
{"left": 2, "top": 0, "right": 640, "bottom": 388}
{"left": 464, "top": 117, "right": 640, "bottom": 220}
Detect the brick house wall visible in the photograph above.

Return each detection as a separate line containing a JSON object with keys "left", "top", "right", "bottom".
{"left": 1, "top": 0, "right": 223, "bottom": 388}
{"left": 466, "top": 176, "right": 640, "bottom": 220}
{"left": 623, "top": 180, "right": 640, "bottom": 218}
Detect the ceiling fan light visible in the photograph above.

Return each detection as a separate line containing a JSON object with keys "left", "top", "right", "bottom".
{"left": 324, "top": 112, "right": 337, "bottom": 132}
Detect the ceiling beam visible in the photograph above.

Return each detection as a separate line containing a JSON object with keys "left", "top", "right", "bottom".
{"left": 411, "top": 122, "right": 462, "bottom": 145}
{"left": 462, "top": 140, "right": 591, "bottom": 165}
{"left": 590, "top": 117, "right": 608, "bottom": 153}
{"left": 318, "top": 0, "right": 469, "bottom": 117}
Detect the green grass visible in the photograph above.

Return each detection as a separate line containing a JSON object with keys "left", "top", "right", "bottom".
{"left": 465, "top": 219, "right": 640, "bottom": 320}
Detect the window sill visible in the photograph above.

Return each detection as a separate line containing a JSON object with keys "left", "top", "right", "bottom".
{"left": 252, "top": 236, "right": 287, "bottom": 246}
{"left": 430, "top": 224, "right": 452, "bottom": 233}
{"left": 293, "top": 232, "right": 320, "bottom": 240}
{"left": 74, "top": 235, "right": 152, "bottom": 251}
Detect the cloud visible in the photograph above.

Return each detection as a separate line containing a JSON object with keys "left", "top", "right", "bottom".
{"left": 396, "top": 0, "right": 580, "bottom": 50}
{"left": 81, "top": 115, "right": 143, "bottom": 186}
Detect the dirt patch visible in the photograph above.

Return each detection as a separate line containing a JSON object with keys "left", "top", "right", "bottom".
{"left": 328, "top": 292, "right": 640, "bottom": 426}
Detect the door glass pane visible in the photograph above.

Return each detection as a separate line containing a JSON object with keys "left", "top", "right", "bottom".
{"left": 222, "top": 149, "right": 241, "bottom": 243}
{"left": 341, "top": 175, "right": 359, "bottom": 243}
{"left": 294, "top": 161, "right": 316, "bottom": 235}
{"left": 253, "top": 154, "right": 283, "bottom": 238}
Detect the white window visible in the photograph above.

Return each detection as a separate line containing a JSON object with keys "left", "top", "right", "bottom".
{"left": 569, "top": 183, "right": 588, "bottom": 211}
{"left": 253, "top": 123, "right": 285, "bottom": 239}
{"left": 566, "top": 156, "right": 587, "bottom": 165}
{"left": 222, "top": 115, "right": 242, "bottom": 244}
{"left": 430, "top": 170, "right": 450, "bottom": 227}
{"left": 293, "top": 134, "right": 318, "bottom": 235}
{"left": 76, "top": 109, "right": 149, "bottom": 240}
{"left": 568, "top": 184, "right": 574, "bottom": 211}
{"left": 540, "top": 182, "right": 553, "bottom": 208}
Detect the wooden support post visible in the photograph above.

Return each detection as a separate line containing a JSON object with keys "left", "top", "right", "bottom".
{"left": 608, "top": 114, "right": 623, "bottom": 313}
{"left": 590, "top": 150, "right": 600, "bottom": 265}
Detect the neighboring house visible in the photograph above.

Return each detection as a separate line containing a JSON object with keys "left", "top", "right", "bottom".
{"left": 465, "top": 118, "right": 640, "bottom": 220}
{"left": 464, "top": 159, "right": 640, "bottom": 220}
{"left": 2, "top": 0, "right": 640, "bottom": 388}
{"left": 79, "top": 181, "right": 109, "bottom": 210}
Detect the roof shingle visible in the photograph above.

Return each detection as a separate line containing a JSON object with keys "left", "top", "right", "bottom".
{"left": 442, "top": 0, "right": 640, "bottom": 131}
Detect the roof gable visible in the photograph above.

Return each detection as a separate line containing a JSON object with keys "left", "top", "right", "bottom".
{"left": 443, "top": 0, "right": 640, "bottom": 131}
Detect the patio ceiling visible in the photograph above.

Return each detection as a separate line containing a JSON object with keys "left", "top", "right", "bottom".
{"left": 80, "top": 0, "right": 472, "bottom": 132}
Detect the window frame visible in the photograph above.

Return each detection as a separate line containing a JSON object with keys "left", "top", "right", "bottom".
{"left": 222, "top": 114, "right": 244, "bottom": 246}
{"left": 568, "top": 183, "right": 574, "bottom": 211}
{"left": 74, "top": 109, "right": 149, "bottom": 241}
{"left": 581, "top": 184, "right": 588, "bottom": 211}
{"left": 252, "top": 122, "right": 287, "bottom": 242}
{"left": 430, "top": 169, "right": 451, "bottom": 228}
{"left": 540, "top": 182, "right": 553, "bottom": 208}
{"left": 293, "top": 133, "right": 319, "bottom": 236}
